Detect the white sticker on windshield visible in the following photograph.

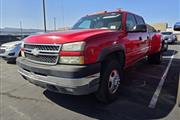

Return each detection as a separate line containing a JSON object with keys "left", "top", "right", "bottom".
{"left": 110, "top": 26, "right": 116, "bottom": 29}
{"left": 103, "top": 14, "right": 121, "bottom": 19}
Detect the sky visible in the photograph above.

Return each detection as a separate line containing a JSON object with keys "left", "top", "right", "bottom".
{"left": 0, "top": 0, "right": 180, "bottom": 30}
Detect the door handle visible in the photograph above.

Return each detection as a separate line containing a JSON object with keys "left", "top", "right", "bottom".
{"left": 139, "top": 37, "right": 142, "bottom": 40}
{"left": 147, "top": 36, "right": 150, "bottom": 39}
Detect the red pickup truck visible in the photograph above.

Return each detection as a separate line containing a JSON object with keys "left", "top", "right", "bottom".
{"left": 17, "top": 10, "right": 162, "bottom": 103}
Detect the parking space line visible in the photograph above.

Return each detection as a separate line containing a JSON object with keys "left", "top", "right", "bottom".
{"left": 148, "top": 51, "right": 175, "bottom": 108}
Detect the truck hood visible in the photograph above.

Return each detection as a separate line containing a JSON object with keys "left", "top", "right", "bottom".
{"left": 1, "top": 41, "right": 22, "bottom": 47}
{"left": 24, "top": 29, "right": 114, "bottom": 44}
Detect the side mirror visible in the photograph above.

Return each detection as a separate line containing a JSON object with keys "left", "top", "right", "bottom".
{"left": 128, "top": 24, "right": 147, "bottom": 33}
{"left": 174, "top": 25, "right": 180, "bottom": 31}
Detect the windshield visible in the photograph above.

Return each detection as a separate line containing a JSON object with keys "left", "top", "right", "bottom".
{"left": 161, "top": 32, "right": 172, "bottom": 35}
{"left": 72, "top": 13, "right": 122, "bottom": 30}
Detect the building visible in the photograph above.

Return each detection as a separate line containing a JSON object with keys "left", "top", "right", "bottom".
{"left": 151, "top": 23, "right": 168, "bottom": 32}
{"left": 151, "top": 22, "right": 180, "bottom": 41}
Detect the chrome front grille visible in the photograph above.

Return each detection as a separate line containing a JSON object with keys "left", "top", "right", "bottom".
{"left": 0, "top": 49, "right": 5, "bottom": 54}
{"left": 23, "top": 44, "right": 61, "bottom": 65}
{"left": 24, "top": 44, "right": 60, "bottom": 51}
{"left": 25, "top": 53, "right": 58, "bottom": 64}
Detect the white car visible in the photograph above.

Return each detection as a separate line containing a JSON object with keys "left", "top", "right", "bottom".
{"left": 161, "top": 32, "right": 177, "bottom": 43}
{"left": 0, "top": 41, "right": 22, "bottom": 63}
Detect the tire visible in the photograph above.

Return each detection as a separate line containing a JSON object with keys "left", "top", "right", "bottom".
{"left": 96, "top": 59, "right": 124, "bottom": 103}
{"left": 165, "top": 44, "right": 168, "bottom": 51}
{"left": 148, "top": 52, "right": 162, "bottom": 64}
{"left": 7, "top": 59, "right": 16, "bottom": 64}
{"left": 161, "top": 41, "right": 165, "bottom": 52}
{"left": 161, "top": 41, "right": 168, "bottom": 52}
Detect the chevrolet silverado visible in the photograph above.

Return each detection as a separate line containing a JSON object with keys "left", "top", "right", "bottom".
{"left": 17, "top": 10, "right": 162, "bottom": 103}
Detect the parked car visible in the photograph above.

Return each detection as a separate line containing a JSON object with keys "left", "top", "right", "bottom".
{"left": 146, "top": 24, "right": 168, "bottom": 51}
{"left": 17, "top": 10, "right": 162, "bottom": 103}
{"left": 174, "top": 22, "right": 180, "bottom": 30}
{"left": 174, "top": 22, "right": 180, "bottom": 41}
{"left": 160, "top": 32, "right": 168, "bottom": 51}
{"left": 161, "top": 32, "right": 177, "bottom": 44}
{"left": 161, "top": 39, "right": 168, "bottom": 51}
{"left": 174, "top": 22, "right": 180, "bottom": 107}
{"left": 0, "top": 41, "right": 22, "bottom": 63}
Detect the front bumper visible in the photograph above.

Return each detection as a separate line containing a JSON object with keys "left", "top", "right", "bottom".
{"left": 0, "top": 48, "right": 20, "bottom": 61}
{"left": 17, "top": 57, "right": 101, "bottom": 95}
{"left": 165, "top": 38, "right": 176, "bottom": 43}
{"left": 0, "top": 52, "right": 17, "bottom": 61}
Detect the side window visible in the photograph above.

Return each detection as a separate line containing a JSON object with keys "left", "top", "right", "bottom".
{"left": 78, "top": 20, "right": 91, "bottom": 29}
{"left": 151, "top": 27, "right": 157, "bottom": 32}
{"left": 126, "top": 14, "right": 137, "bottom": 31}
{"left": 135, "top": 16, "right": 145, "bottom": 25}
{"left": 147, "top": 25, "right": 157, "bottom": 32}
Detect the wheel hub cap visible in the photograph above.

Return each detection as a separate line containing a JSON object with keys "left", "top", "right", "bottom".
{"left": 108, "top": 70, "right": 120, "bottom": 94}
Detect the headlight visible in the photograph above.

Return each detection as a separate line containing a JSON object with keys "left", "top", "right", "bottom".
{"left": 59, "top": 56, "right": 84, "bottom": 64}
{"left": 62, "top": 41, "right": 85, "bottom": 51}
{"left": 173, "top": 35, "right": 177, "bottom": 39}
{"left": 21, "top": 41, "right": 24, "bottom": 48}
{"left": 5, "top": 45, "right": 16, "bottom": 51}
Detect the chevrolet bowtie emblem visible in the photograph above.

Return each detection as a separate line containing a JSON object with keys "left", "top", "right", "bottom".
{"left": 32, "top": 48, "right": 39, "bottom": 56}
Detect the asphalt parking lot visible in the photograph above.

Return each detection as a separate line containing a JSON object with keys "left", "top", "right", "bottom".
{"left": 0, "top": 44, "right": 180, "bottom": 120}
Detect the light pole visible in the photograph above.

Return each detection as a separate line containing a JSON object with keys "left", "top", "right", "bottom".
{"left": 19, "top": 21, "right": 23, "bottom": 39}
{"left": 43, "top": 0, "right": 47, "bottom": 32}
{"left": 60, "top": 0, "right": 65, "bottom": 27}
{"left": 54, "top": 17, "right": 56, "bottom": 31}
{"left": 0, "top": 0, "right": 2, "bottom": 34}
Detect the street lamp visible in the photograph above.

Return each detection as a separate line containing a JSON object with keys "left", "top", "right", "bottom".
{"left": 43, "top": 0, "right": 47, "bottom": 32}
{"left": 19, "top": 21, "right": 23, "bottom": 39}
{"left": 54, "top": 17, "right": 57, "bottom": 31}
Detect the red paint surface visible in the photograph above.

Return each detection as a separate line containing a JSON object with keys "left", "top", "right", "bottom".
{"left": 23, "top": 10, "right": 161, "bottom": 67}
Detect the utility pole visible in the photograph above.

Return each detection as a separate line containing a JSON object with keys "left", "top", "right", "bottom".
{"left": 20, "top": 21, "right": 23, "bottom": 39}
{"left": 0, "top": 0, "right": 2, "bottom": 34}
{"left": 54, "top": 17, "right": 56, "bottom": 31}
{"left": 43, "top": 0, "right": 47, "bottom": 32}
{"left": 60, "top": 0, "right": 65, "bottom": 28}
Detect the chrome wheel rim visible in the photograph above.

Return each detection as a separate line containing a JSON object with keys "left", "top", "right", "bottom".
{"left": 108, "top": 69, "right": 120, "bottom": 94}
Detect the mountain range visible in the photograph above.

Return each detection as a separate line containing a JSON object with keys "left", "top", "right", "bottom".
{"left": 0, "top": 27, "right": 46, "bottom": 35}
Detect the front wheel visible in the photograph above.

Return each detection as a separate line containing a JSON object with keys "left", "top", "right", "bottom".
{"left": 96, "top": 60, "right": 124, "bottom": 103}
